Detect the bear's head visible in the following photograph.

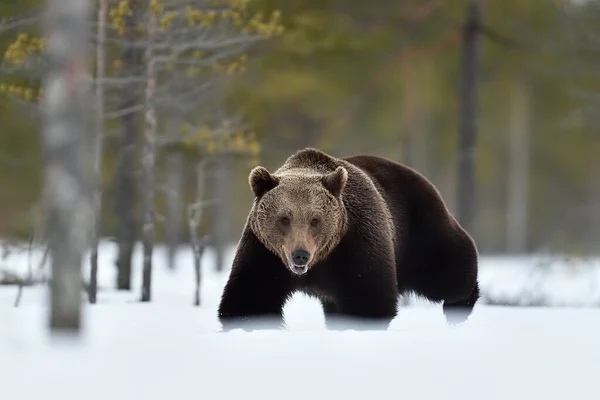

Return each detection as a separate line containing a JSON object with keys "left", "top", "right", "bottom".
{"left": 248, "top": 165, "right": 348, "bottom": 276}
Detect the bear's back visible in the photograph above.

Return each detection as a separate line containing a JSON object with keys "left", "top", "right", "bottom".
{"left": 343, "top": 154, "right": 453, "bottom": 225}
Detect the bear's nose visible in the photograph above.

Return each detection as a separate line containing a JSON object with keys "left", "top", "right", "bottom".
{"left": 292, "top": 249, "right": 310, "bottom": 266}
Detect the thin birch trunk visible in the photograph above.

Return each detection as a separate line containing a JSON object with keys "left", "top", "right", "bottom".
{"left": 42, "top": 0, "right": 94, "bottom": 331}
{"left": 189, "top": 160, "right": 208, "bottom": 306}
{"left": 140, "top": 13, "right": 157, "bottom": 302}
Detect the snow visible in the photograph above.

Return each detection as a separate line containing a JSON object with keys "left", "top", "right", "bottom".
{"left": 1, "top": 241, "right": 600, "bottom": 400}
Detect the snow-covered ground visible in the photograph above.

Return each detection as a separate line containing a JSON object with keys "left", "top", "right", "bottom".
{"left": 1, "top": 241, "right": 600, "bottom": 400}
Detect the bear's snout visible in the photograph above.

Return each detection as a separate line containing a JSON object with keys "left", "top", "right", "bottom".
{"left": 292, "top": 249, "right": 310, "bottom": 266}
{"left": 290, "top": 249, "right": 310, "bottom": 275}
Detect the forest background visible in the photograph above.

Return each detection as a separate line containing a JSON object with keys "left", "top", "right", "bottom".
{"left": 1, "top": 0, "right": 598, "bottom": 278}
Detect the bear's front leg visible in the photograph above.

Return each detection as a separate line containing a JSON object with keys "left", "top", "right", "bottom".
{"left": 218, "top": 272, "right": 291, "bottom": 332}
{"left": 325, "top": 260, "right": 399, "bottom": 331}
{"left": 318, "top": 233, "right": 400, "bottom": 331}
{"left": 217, "top": 231, "right": 294, "bottom": 332}
{"left": 218, "top": 267, "right": 293, "bottom": 331}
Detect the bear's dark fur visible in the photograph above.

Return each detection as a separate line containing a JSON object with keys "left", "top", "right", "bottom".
{"left": 217, "top": 148, "right": 480, "bottom": 331}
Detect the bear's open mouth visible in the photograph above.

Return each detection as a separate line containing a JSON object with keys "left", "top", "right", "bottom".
{"left": 291, "top": 264, "right": 308, "bottom": 275}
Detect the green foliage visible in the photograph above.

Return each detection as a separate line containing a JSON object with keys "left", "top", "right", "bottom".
{"left": 171, "top": 121, "right": 261, "bottom": 165}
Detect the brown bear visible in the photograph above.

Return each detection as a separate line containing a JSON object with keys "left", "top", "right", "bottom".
{"left": 217, "top": 148, "right": 480, "bottom": 331}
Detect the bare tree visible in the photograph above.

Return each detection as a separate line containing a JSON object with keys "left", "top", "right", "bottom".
{"left": 133, "top": 0, "right": 279, "bottom": 296}
{"left": 456, "top": 1, "right": 484, "bottom": 235}
{"left": 184, "top": 129, "right": 258, "bottom": 305}
{"left": 41, "top": 0, "right": 94, "bottom": 331}
{"left": 114, "top": 0, "right": 144, "bottom": 292}
{"left": 89, "top": 0, "right": 108, "bottom": 305}
{"left": 140, "top": 12, "right": 157, "bottom": 303}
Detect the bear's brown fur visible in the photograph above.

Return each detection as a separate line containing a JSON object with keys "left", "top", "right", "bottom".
{"left": 217, "top": 148, "right": 480, "bottom": 331}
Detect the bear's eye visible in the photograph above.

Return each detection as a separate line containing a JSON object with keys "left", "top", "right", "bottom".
{"left": 280, "top": 217, "right": 290, "bottom": 226}
{"left": 310, "top": 218, "right": 320, "bottom": 227}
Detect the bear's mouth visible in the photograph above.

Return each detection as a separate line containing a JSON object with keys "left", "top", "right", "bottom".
{"left": 290, "top": 264, "right": 308, "bottom": 275}
{"left": 286, "top": 258, "right": 309, "bottom": 276}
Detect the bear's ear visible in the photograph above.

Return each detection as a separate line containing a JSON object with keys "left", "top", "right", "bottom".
{"left": 321, "top": 166, "right": 347, "bottom": 197}
{"left": 249, "top": 166, "right": 279, "bottom": 197}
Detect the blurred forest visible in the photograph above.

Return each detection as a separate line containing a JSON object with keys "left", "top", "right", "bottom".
{"left": 1, "top": 0, "right": 599, "bottom": 264}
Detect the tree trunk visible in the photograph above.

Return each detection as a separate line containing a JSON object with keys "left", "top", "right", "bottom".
{"left": 506, "top": 79, "right": 531, "bottom": 254}
{"left": 190, "top": 160, "right": 208, "bottom": 306}
{"left": 211, "top": 156, "right": 232, "bottom": 272}
{"left": 89, "top": 0, "right": 107, "bottom": 304}
{"left": 42, "top": 0, "right": 94, "bottom": 332}
{"left": 456, "top": 1, "right": 483, "bottom": 235}
{"left": 140, "top": 14, "right": 157, "bottom": 303}
{"left": 165, "top": 121, "right": 184, "bottom": 270}
{"left": 115, "top": 0, "right": 142, "bottom": 291}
